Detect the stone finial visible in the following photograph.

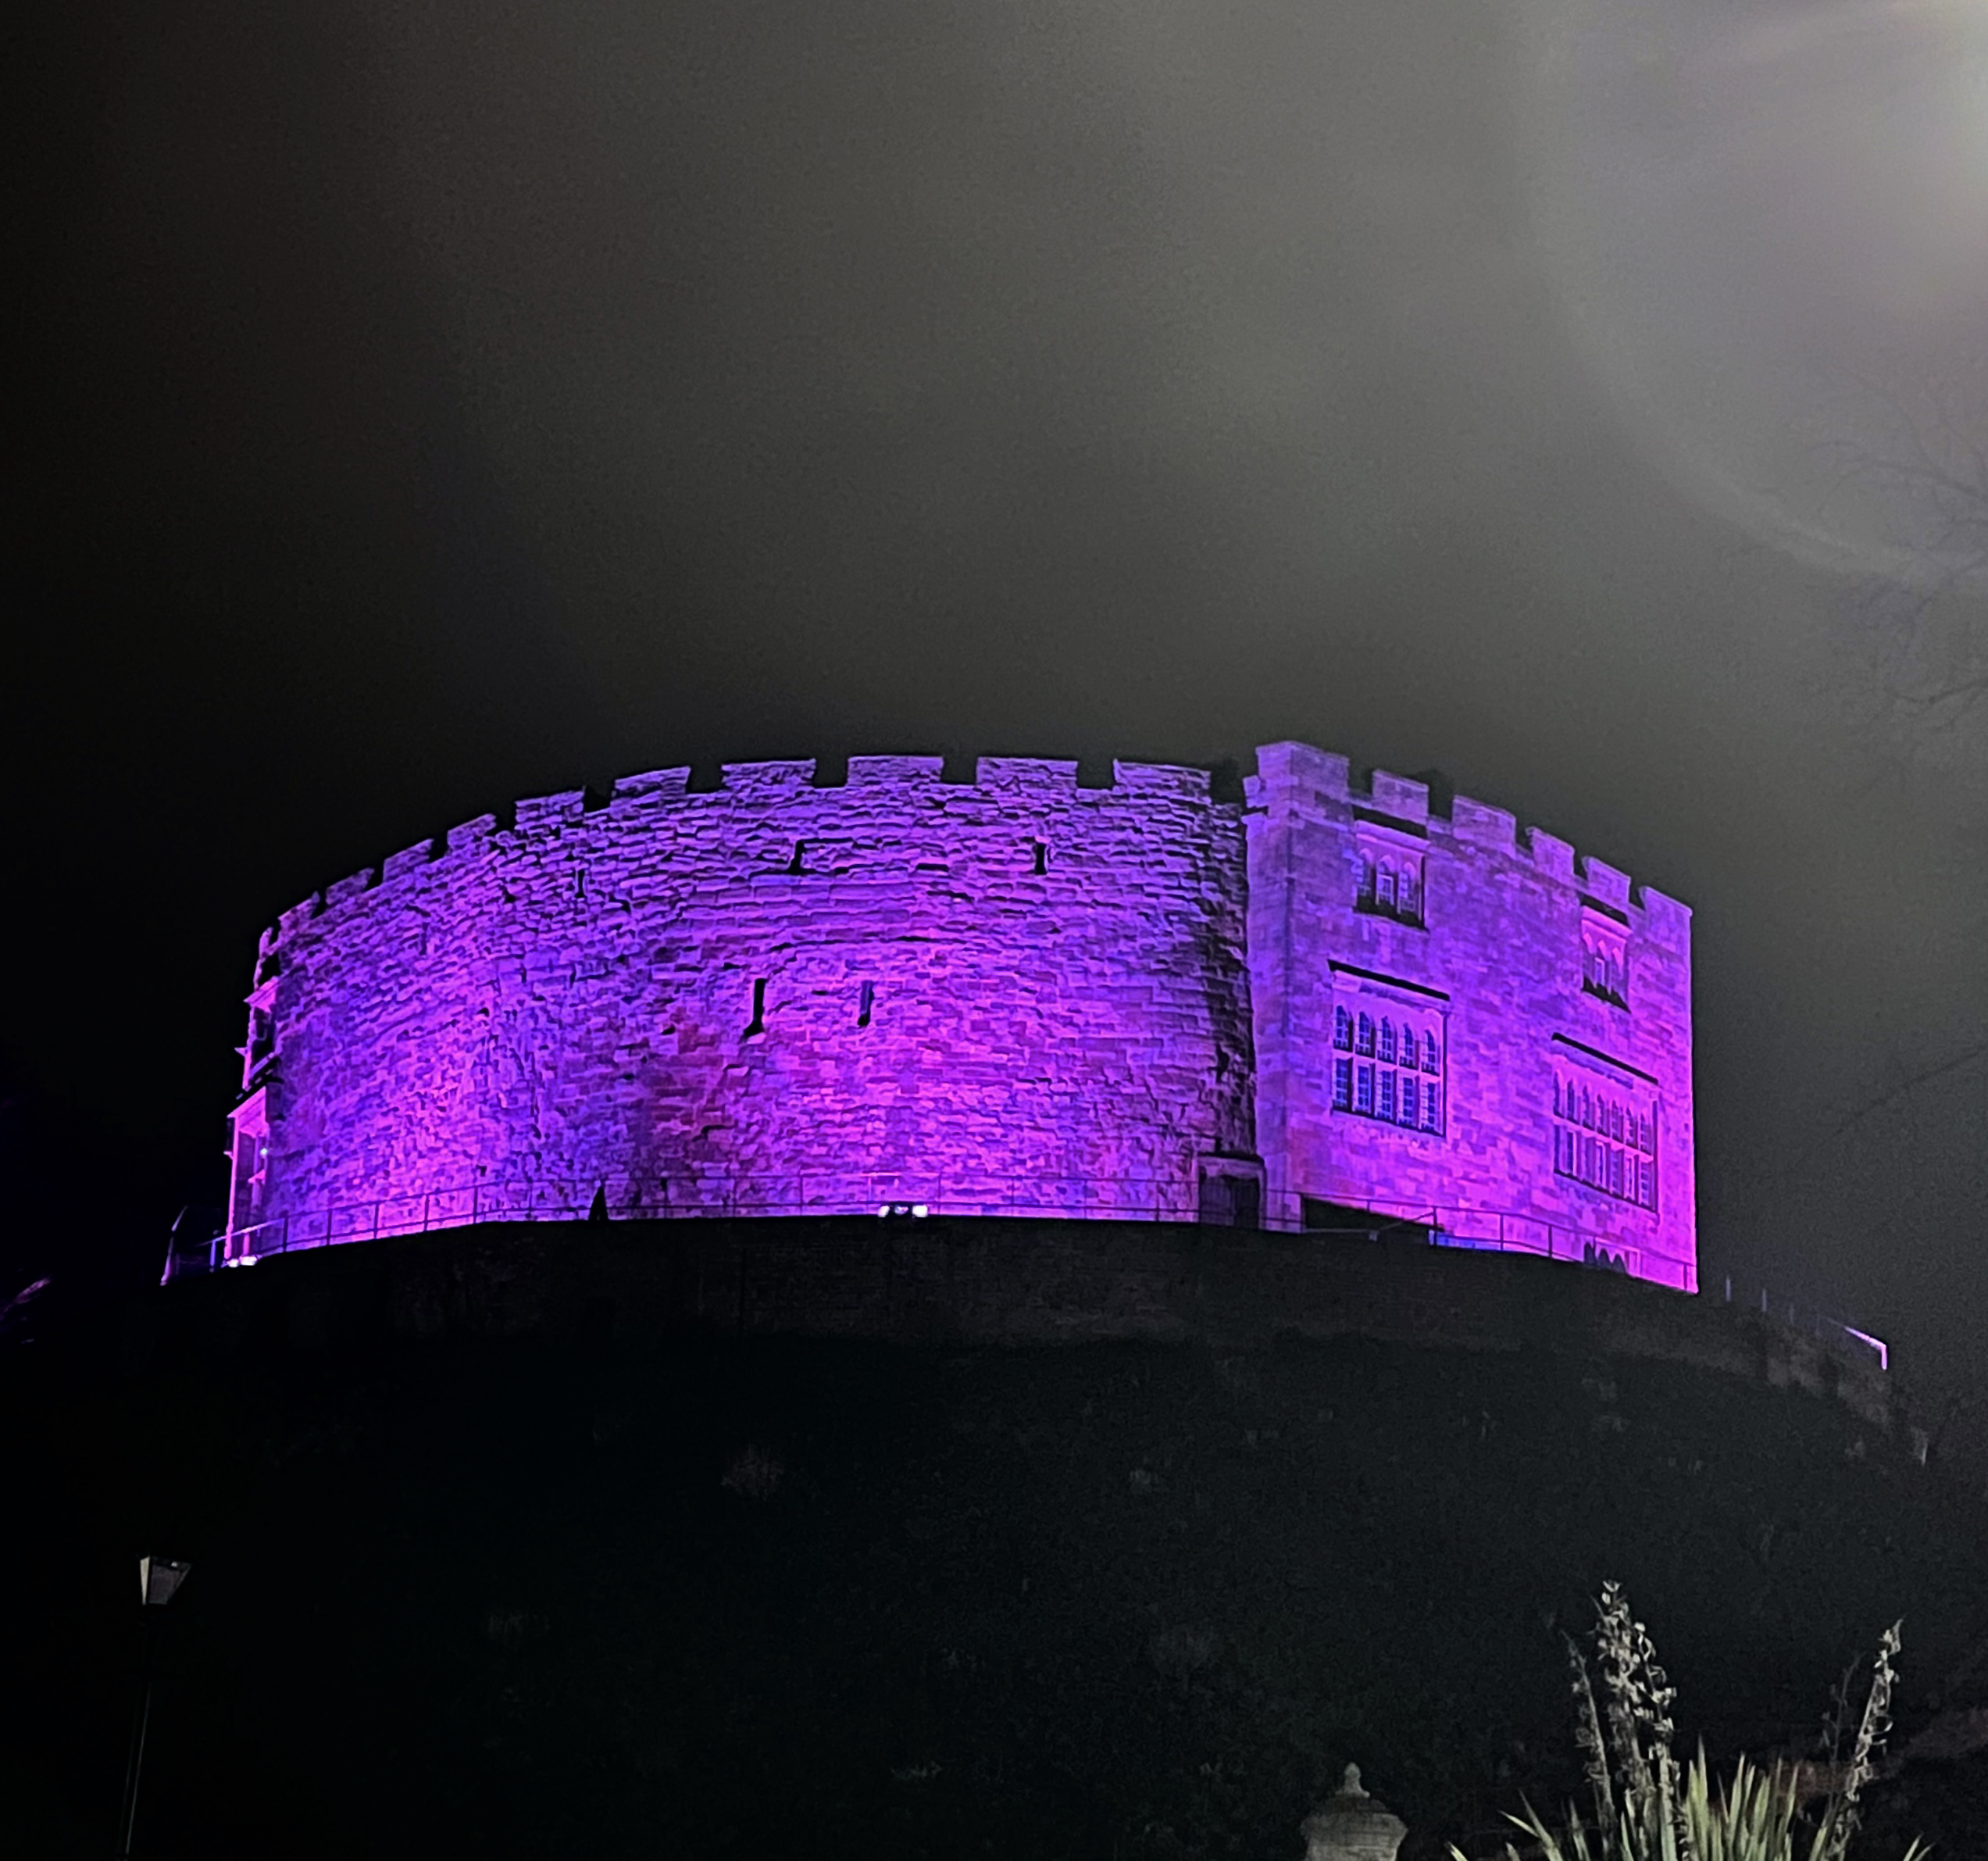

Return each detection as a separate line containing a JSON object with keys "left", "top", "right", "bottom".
{"left": 1299, "top": 1764, "right": 1408, "bottom": 1861}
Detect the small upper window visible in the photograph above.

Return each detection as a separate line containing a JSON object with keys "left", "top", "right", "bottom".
{"left": 1333, "top": 1006, "right": 1353, "bottom": 1050}
{"left": 1581, "top": 916, "right": 1629, "bottom": 1008}
{"left": 1354, "top": 836, "right": 1424, "bottom": 923}
{"left": 1356, "top": 1013, "right": 1375, "bottom": 1056}
{"left": 1422, "top": 1031, "right": 1440, "bottom": 1073}
{"left": 1378, "top": 1019, "right": 1397, "bottom": 1064}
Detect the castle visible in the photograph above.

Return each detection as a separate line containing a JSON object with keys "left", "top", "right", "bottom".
{"left": 217, "top": 744, "right": 1696, "bottom": 1291}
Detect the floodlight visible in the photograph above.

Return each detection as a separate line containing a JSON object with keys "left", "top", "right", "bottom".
{"left": 139, "top": 1556, "right": 191, "bottom": 1607}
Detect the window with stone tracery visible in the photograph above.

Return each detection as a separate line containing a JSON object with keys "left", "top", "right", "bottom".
{"left": 1332, "top": 993, "right": 1443, "bottom": 1134}
{"left": 1355, "top": 833, "right": 1426, "bottom": 925}
{"left": 1551, "top": 1071, "right": 1657, "bottom": 1212}
{"left": 1580, "top": 912, "right": 1629, "bottom": 1008}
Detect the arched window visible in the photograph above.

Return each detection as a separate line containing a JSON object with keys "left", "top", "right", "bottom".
{"left": 1356, "top": 1013, "right": 1374, "bottom": 1056}
{"left": 1377, "top": 863, "right": 1397, "bottom": 909}
{"left": 1359, "top": 855, "right": 1376, "bottom": 905}
{"left": 1423, "top": 1031, "right": 1440, "bottom": 1073}
{"left": 1399, "top": 866, "right": 1419, "bottom": 920}
{"left": 1378, "top": 1019, "right": 1396, "bottom": 1063}
{"left": 1581, "top": 1088, "right": 1593, "bottom": 1129}
{"left": 1333, "top": 1006, "right": 1352, "bottom": 1050}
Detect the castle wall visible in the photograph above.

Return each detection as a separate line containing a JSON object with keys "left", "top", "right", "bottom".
{"left": 243, "top": 757, "right": 1255, "bottom": 1238}
{"left": 1246, "top": 744, "right": 1697, "bottom": 1289}
{"left": 229, "top": 741, "right": 1696, "bottom": 1295}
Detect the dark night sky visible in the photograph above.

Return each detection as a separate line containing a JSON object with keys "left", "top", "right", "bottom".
{"left": 9, "top": 0, "right": 1986, "bottom": 1437}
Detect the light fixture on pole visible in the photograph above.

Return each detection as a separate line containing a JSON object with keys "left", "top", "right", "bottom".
{"left": 116, "top": 1556, "right": 191, "bottom": 1860}
{"left": 138, "top": 1557, "right": 191, "bottom": 1608}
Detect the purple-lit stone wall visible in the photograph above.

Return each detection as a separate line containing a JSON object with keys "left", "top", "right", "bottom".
{"left": 1246, "top": 743, "right": 1697, "bottom": 1290}
{"left": 241, "top": 757, "right": 1256, "bottom": 1234}
{"left": 228, "top": 742, "right": 1696, "bottom": 1294}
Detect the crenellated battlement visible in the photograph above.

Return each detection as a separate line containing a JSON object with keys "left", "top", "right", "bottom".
{"left": 262, "top": 753, "right": 1246, "bottom": 948}
{"left": 1246, "top": 741, "right": 1689, "bottom": 952}
{"left": 279, "top": 738, "right": 1695, "bottom": 958}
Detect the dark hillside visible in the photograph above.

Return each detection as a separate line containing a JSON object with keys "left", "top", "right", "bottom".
{"left": 3, "top": 1295, "right": 1984, "bottom": 1858}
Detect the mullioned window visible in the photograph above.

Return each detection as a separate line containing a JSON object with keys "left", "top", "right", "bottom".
{"left": 1552, "top": 1073, "right": 1657, "bottom": 1211}
{"left": 1579, "top": 909, "right": 1629, "bottom": 1008}
{"left": 1356, "top": 848, "right": 1425, "bottom": 925}
{"left": 1332, "top": 1000, "right": 1443, "bottom": 1134}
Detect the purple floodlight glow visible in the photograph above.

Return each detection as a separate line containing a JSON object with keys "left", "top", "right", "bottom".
{"left": 220, "top": 746, "right": 1696, "bottom": 1290}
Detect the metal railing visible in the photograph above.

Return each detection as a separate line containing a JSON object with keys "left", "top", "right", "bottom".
{"left": 1715, "top": 1276, "right": 1890, "bottom": 1371}
{"left": 1363, "top": 1199, "right": 1643, "bottom": 1275}
{"left": 170, "top": 1173, "right": 1646, "bottom": 1279}
{"left": 196, "top": 1172, "right": 1212, "bottom": 1272}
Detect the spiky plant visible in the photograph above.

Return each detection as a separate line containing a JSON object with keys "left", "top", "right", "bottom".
{"left": 1453, "top": 1591, "right": 1926, "bottom": 1861}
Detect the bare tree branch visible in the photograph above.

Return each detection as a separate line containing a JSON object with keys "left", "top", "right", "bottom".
{"left": 1786, "top": 1038, "right": 1988, "bottom": 1173}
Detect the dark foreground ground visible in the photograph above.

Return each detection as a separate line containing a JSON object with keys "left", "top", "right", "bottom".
{"left": 3, "top": 1316, "right": 1984, "bottom": 1859}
